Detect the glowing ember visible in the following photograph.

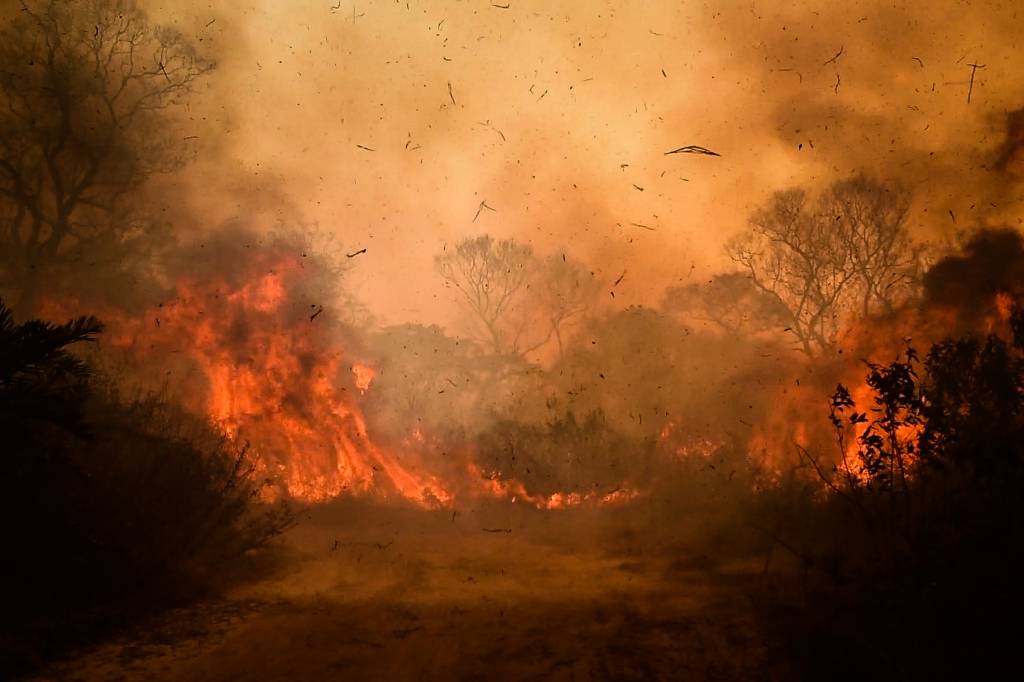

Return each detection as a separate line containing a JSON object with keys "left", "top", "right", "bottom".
{"left": 351, "top": 363, "right": 376, "bottom": 394}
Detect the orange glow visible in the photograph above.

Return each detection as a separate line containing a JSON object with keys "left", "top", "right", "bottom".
{"left": 40, "top": 251, "right": 651, "bottom": 510}
{"left": 351, "top": 363, "right": 376, "bottom": 394}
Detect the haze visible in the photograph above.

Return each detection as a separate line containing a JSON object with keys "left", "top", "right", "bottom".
{"left": 143, "top": 0, "right": 1024, "bottom": 327}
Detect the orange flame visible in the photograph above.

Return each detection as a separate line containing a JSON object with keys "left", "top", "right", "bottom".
{"left": 40, "top": 251, "right": 653, "bottom": 510}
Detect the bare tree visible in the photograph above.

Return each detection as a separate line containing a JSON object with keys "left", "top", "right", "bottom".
{"left": 436, "top": 236, "right": 601, "bottom": 360}
{"left": 727, "top": 178, "right": 918, "bottom": 356}
{"left": 0, "top": 0, "right": 212, "bottom": 313}
{"left": 537, "top": 253, "right": 601, "bottom": 360}
{"left": 435, "top": 235, "right": 537, "bottom": 356}
{"left": 823, "top": 176, "right": 919, "bottom": 316}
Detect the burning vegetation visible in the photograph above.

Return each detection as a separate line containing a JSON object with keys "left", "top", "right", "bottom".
{"left": 2, "top": 0, "right": 1024, "bottom": 680}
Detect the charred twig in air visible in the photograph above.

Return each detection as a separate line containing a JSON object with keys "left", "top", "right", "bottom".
{"left": 776, "top": 68, "right": 803, "bottom": 83}
{"left": 473, "top": 200, "right": 496, "bottom": 222}
{"left": 967, "top": 62, "right": 985, "bottom": 103}
{"left": 664, "top": 145, "right": 720, "bottom": 156}
{"left": 310, "top": 305, "right": 324, "bottom": 322}
{"left": 478, "top": 120, "right": 506, "bottom": 141}
{"left": 491, "top": 3, "right": 510, "bottom": 8}
{"left": 482, "top": 528, "right": 512, "bottom": 533}
{"left": 356, "top": 144, "right": 375, "bottom": 151}
{"left": 833, "top": 72, "right": 840, "bottom": 94}
{"left": 822, "top": 45, "right": 844, "bottom": 66}
{"left": 614, "top": 270, "right": 626, "bottom": 286}
{"left": 630, "top": 222, "right": 655, "bottom": 231}
{"left": 329, "top": 1, "right": 341, "bottom": 12}
{"left": 447, "top": 81, "right": 456, "bottom": 105}
{"left": 346, "top": 248, "right": 367, "bottom": 258}
{"left": 912, "top": 56, "right": 924, "bottom": 68}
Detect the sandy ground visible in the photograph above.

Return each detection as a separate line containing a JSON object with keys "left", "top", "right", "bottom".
{"left": 34, "top": 502, "right": 771, "bottom": 681}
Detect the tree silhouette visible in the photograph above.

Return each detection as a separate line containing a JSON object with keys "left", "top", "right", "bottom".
{"left": 435, "top": 235, "right": 536, "bottom": 356}
{"left": 436, "top": 236, "right": 599, "bottom": 360}
{"left": 728, "top": 177, "right": 918, "bottom": 355}
{"left": 0, "top": 0, "right": 212, "bottom": 313}
{"left": 537, "top": 253, "right": 601, "bottom": 360}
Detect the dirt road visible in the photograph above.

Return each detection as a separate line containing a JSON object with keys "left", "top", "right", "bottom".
{"left": 36, "top": 503, "right": 770, "bottom": 681}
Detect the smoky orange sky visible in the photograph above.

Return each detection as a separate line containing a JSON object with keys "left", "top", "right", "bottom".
{"left": 144, "top": 0, "right": 1024, "bottom": 328}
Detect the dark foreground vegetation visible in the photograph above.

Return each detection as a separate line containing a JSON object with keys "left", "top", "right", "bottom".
{"left": 0, "top": 301, "right": 293, "bottom": 676}
{"left": 752, "top": 308, "right": 1024, "bottom": 680}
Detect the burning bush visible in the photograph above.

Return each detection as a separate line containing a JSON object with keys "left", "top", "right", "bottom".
{"left": 753, "top": 304, "right": 1024, "bottom": 680}
{"left": 0, "top": 300, "right": 293, "bottom": 675}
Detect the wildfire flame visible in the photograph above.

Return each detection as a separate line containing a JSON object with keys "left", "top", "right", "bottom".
{"left": 41, "top": 250, "right": 653, "bottom": 509}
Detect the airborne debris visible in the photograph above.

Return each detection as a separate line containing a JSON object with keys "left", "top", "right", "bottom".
{"left": 614, "top": 270, "right": 626, "bottom": 286}
{"left": 310, "top": 305, "right": 324, "bottom": 322}
{"left": 447, "top": 80, "right": 456, "bottom": 105}
{"left": 630, "top": 222, "right": 656, "bottom": 231}
{"left": 822, "top": 45, "right": 844, "bottom": 66}
{"left": 776, "top": 68, "right": 803, "bottom": 83}
{"left": 482, "top": 528, "right": 512, "bottom": 533}
{"left": 664, "top": 145, "right": 720, "bottom": 157}
{"left": 478, "top": 120, "right": 506, "bottom": 142}
{"left": 346, "top": 248, "right": 367, "bottom": 258}
{"left": 473, "top": 200, "right": 496, "bottom": 222}
{"left": 966, "top": 62, "right": 985, "bottom": 103}
{"left": 356, "top": 144, "right": 375, "bottom": 152}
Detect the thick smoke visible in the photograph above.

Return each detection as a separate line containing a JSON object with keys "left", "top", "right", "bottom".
{"left": 925, "top": 227, "right": 1024, "bottom": 310}
{"left": 131, "top": 0, "right": 1020, "bottom": 327}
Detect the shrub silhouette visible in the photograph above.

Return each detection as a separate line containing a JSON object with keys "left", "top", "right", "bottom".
{"left": 0, "top": 300, "right": 293, "bottom": 675}
{"left": 756, "top": 306, "right": 1024, "bottom": 680}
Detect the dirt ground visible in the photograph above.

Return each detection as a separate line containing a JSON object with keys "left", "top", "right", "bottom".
{"left": 34, "top": 501, "right": 771, "bottom": 681}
